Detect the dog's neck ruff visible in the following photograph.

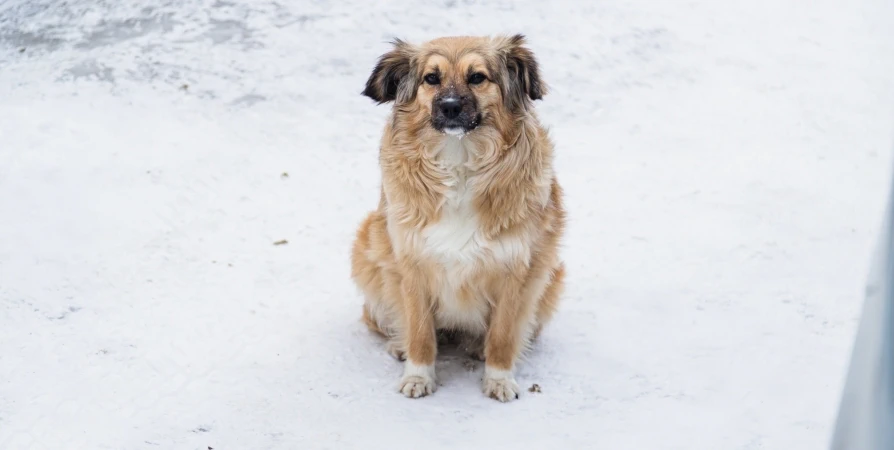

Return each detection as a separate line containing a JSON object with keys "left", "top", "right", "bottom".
{"left": 429, "top": 133, "right": 476, "bottom": 177}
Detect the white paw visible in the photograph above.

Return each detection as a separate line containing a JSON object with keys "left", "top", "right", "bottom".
{"left": 482, "top": 367, "right": 520, "bottom": 402}
{"left": 398, "top": 362, "right": 436, "bottom": 399}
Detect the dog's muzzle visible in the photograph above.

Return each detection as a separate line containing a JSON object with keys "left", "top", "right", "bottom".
{"left": 432, "top": 95, "right": 480, "bottom": 133}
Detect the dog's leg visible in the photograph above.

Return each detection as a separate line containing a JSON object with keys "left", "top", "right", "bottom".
{"left": 352, "top": 211, "right": 409, "bottom": 361}
{"left": 459, "top": 331, "right": 486, "bottom": 361}
{"left": 482, "top": 263, "right": 552, "bottom": 402}
{"left": 397, "top": 270, "right": 438, "bottom": 398}
{"left": 532, "top": 263, "right": 565, "bottom": 340}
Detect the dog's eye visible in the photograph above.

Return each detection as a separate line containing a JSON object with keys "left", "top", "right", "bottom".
{"left": 468, "top": 73, "right": 487, "bottom": 85}
{"left": 424, "top": 73, "right": 440, "bottom": 85}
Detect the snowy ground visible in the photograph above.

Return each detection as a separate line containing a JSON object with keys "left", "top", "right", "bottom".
{"left": 2, "top": 0, "right": 894, "bottom": 449}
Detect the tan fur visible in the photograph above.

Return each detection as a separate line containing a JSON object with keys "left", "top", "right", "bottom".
{"left": 351, "top": 35, "right": 565, "bottom": 402}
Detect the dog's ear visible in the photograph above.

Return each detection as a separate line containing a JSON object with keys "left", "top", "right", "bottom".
{"left": 495, "top": 34, "right": 546, "bottom": 111}
{"left": 362, "top": 39, "right": 418, "bottom": 104}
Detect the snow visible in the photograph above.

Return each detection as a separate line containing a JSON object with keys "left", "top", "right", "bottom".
{"left": 830, "top": 153, "right": 894, "bottom": 449}
{"left": 2, "top": 0, "right": 894, "bottom": 449}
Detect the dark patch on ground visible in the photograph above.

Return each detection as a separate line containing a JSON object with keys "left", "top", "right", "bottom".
{"left": 52, "top": 306, "right": 82, "bottom": 321}
{"left": 230, "top": 94, "right": 266, "bottom": 107}
{"left": 61, "top": 59, "right": 115, "bottom": 82}
{"left": 0, "top": 29, "right": 65, "bottom": 51}
{"left": 75, "top": 14, "right": 177, "bottom": 50}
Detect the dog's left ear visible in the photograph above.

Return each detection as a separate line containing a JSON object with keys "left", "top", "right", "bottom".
{"left": 362, "top": 39, "right": 418, "bottom": 104}
{"left": 495, "top": 34, "right": 546, "bottom": 111}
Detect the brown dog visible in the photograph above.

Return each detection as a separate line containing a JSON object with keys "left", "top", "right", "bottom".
{"left": 351, "top": 35, "right": 566, "bottom": 402}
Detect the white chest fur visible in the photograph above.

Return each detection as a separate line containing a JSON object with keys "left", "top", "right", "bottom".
{"left": 422, "top": 136, "right": 481, "bottom": 263}
{"left": 417, "top": 135, "right": 527, "bottom": 332}
{"left": 419, "top": 136, "right": 530, "bottom": 266}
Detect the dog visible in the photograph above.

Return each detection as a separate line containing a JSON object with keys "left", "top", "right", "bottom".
{"left": 350, "top": 35, "right": 565, "bottom": 402}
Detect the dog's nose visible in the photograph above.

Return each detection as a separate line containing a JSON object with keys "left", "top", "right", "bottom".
{"left": 438, "top": 97, "right": 462, "bottom": 120}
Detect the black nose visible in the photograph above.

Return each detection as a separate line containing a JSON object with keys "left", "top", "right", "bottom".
{"left": 438, "top": 97, "right": 462, "bottom": 120}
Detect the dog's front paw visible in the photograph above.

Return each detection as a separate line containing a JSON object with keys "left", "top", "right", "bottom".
{"left": 400, "top": 375, "right": 436, "bottom": 398}
{"left": 482, "top": 367, "right": 520, "bottom": 402}
{"left": 399, "top": 362, "right": 436, "bottom": 399}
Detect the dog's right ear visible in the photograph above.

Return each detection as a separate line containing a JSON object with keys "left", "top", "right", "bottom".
{"left": 362, "top": 39, "right": 417, "bottom": 104}
{"left": 494, "top": 34, "right": 546, "bottom": 112}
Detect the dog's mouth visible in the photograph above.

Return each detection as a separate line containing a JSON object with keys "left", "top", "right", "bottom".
{"left": 432, "top": 113, "right": 482, "bottom": 136}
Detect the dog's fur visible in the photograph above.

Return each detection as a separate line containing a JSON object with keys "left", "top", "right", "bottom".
{"left": 350, "top": 35, "right": 565, "bottom": 402}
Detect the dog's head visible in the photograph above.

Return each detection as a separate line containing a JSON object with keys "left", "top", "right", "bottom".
{"left": 362, "top": 35, "right": 546, "bottom": 135}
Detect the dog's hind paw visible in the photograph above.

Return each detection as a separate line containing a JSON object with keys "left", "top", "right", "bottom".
{"left": 386, "top": 339, "right": 406, "bottom": 361}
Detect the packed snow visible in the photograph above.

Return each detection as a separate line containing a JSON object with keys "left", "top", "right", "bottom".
{"left": 2, "top": 0, "right": 894, "bottom": 449}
